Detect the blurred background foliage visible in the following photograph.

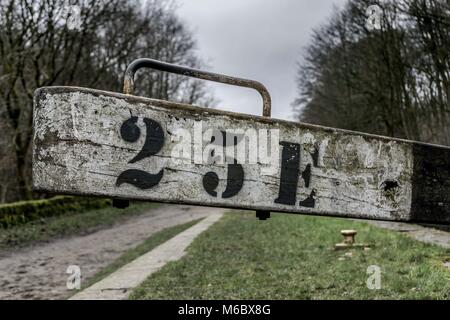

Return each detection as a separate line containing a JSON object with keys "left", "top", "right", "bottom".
{"left": 294, "top": 0, "right": 450, "bottom": 146}
{"left": 0, "top": 0, "right": 214, "bottom": 202}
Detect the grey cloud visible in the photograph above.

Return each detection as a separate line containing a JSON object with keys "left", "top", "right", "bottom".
{"left": 177, "top": 0, "right": 346, "bottom": 120}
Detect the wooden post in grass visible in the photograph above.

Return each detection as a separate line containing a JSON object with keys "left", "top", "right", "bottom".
{"left": 32, "top": 86, "right": 450, "bottom": 225}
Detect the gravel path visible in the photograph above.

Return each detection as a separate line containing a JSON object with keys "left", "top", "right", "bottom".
{"left": 362, "top": 220, "right": 450, "bottom": 248}
{"left": 0, "top": 205, "right": 225, "bottom": 300}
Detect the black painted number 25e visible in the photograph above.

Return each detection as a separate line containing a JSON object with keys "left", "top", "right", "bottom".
{"left": 116, "top": 116, "right": 316, "bottom": 208}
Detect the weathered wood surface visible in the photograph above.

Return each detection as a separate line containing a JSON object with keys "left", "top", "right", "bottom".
{"left": 32, "top": 87, "right": 450, "bottom": 224}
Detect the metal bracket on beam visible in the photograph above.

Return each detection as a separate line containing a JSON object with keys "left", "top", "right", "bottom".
{"left": 256, "top": 210, "right": 271, "bottom": 220}
{"left": 112, "top": 199, "right": 129, "bottom": 209}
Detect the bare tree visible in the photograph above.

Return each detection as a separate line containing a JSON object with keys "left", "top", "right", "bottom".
{"left": 294, "top": 0, "right": 450, "bottom": 146}
{"left": 0, "top": 0, "right": 214, "bottom": 202}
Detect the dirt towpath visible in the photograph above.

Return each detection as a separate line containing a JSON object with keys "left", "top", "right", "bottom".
{"left": 0, "top": 205, "right": 225, "bottom": 300}
{"left": 362, "top": 220, "right": 450, "bottom": 248}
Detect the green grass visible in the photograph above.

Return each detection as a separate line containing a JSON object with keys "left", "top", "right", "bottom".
{"left": 0, "top": 196, "right": 111, "bottom": 228}
{"left": 130, "top": 212, "right": 450, "bottom": 300}
{"left": 0, "top": 202, "right": 159, "bottom": 253}
{"left": 80, "top": 218, "right": 202, "bottom": 291}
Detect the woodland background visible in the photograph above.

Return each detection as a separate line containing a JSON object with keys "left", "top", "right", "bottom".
{"left": 0, "top": 0, "right": 449, "bottom": 203}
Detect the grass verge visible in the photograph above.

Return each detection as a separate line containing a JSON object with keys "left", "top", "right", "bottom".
{"left": 0, "top": 196, "right": 111, "bottom": 228}
{"left": 0, "top": 202, "right": 159, "bottom": 253}
{"left": 80, "top": 218, "right": 202, "bottom": 291}
{"left": 130, "top": 212, "right": 450, "bottom": 300}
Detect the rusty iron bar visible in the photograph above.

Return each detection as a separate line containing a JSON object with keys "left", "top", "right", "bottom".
{"left": 123, "top": 58, "right": 272, "bottom": 117}
{"left": 116, "top": 58, "right": 272, "bottom": 220}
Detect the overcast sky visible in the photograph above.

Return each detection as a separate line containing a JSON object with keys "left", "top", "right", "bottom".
{"left": 176, "top": 0, "right": 347, "bottom": 121}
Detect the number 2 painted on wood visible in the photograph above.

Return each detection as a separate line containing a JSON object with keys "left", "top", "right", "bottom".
{"left": 116, "top": 116, "right": 165, "bottom": 189}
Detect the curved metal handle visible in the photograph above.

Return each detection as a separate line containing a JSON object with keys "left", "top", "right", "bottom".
{"left": 123, "top": 58, "right": 271, "bottom": 117}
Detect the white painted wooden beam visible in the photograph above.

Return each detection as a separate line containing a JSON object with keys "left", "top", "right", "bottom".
{"left": 32, "top": 87, "right": 450, "bottom": 224}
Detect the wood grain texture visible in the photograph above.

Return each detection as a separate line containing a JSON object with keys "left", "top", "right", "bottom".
{"left": 32, "top": 87, "right": 450, "bottom": 224}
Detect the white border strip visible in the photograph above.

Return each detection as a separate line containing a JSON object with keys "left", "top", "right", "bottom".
{"left": 70, "top": 212, "right": 223, "bottom": 300}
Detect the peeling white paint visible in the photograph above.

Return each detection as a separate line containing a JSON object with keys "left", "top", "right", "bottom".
{"left": 32, "top": 88, "right": 416, "bottom": 221}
